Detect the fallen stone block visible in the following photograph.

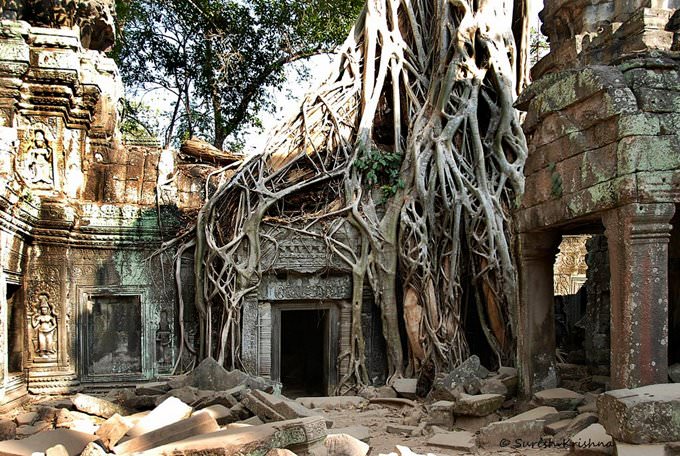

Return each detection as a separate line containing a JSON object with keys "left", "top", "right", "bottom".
{"left": 598, "top": 383, "right": 680, "bottom": 444}
{"left": 431, "top": 355, "right": 488, "bottom": 399}
{"left": 427, "top": 430, "right": 476, "bottom": 452}
{"left": 15, "top": 411, "right": 38, "bottom": 426}
{"left": 480, "top": 377, "right": 508, "bottom": 396}
{"left": 557, "top": 412, "right": 598, "bottom": 439}
{"left": 615, "top": 441, "right": 667, "bottom": 456}
{"left": 571, "top": 423, "right": 613, "bottom": 455}
{"left": 80, "top": 442, "right": 107, "bottom": 456}
{"left": 228, "top": 415, "right": 264, "bottom": 427}
{"left": 65, "top": 420, "right": 98, "bottom": 435}
{"left": 242, "top": 393, "right": 286, "bottom": 422}
{"left": 453, "top": 393, "right": 504, "bottom": 417}
{"left": 46, "top": 444, "right": 69, "bottom": 456}
{"left": 0, "top": 429, "right": 97, "bottom": 456}
{"left": 477, "top": 419, "right": 544, "bottom": 449}
{"left": 452, "top": 413, "right": 499, "bottom": 431}
{"left": 167, "top": 374, "right": 189, "bottom": 389}
{"left": 507, "top": 406, "right": 558, "bottom": 422}
{"left": 72, "top": 393, "right": 130, "bottom": 419}
{"left": 186, "top": 358, "right": 233, "bottom": 391}
{"left": 386, "top": 424, "right": 418, "bottom": 435}
{"left": 127, "top": 396, "right": 193, "bottom": 438}
{"left": 16, "top": 421, "right": 50, "bottom": 436}
{"left": 544, "top": 418, "right": 571, "bottom": 435}
{"left": 533, "top": 388, "right": 584, "bottom": 411}
{"left": 328, "top": 425, "right": 370, "bottom": 443}
{"left": 325, "top": 433, "right": 369, "bottom": 456}
{"left": 37, "top": 406, "right": 60, "bottom": 424}
{"left": 427, "top": 401, "right": 454, "bottom": 429}
{"left": 392, "top": 378, "right": 418, "bottom": 399}
{"left": 194, "top": 404, "right": 234, "bottom": 425}
{"left": 251, "top": 390, "right": 320, "bottom": 420}
{"left": 296, "top": 396, "right": 367, "bottom": 410}
{"left": 0, "top": 419, "right": 17, "bottom": 440}
{"left": 95, "top": 413, "right": 133, "bottom": 450}
{"left": 155, "top": 386, "right": 201, "bottom": 406}
{"left": 135, "top": 381, "right": 170, "bottom": 396}
{"left": 138, "top": 416, "right": 327, "bottom": 456}
{"left": 230, "top": 402, "right": 253, "bottom": 420}
{"left": 359, "top": 385, "right": 398, "bottom": 400}
{"left": 192, "top": 391, "right": 238, "bottom": 410}
{"left": 54, "top": 409, "right": 74, "bottom": 428}
{"left": 113, "top": 411, "right": 219, "bottom": 455}
{"left": 266, "top": 449, "right": 297, "bottom": 456}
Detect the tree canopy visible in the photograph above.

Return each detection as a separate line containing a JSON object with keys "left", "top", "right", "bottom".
{"left": 114, "top": 0, "right": 364, "bottom": 149}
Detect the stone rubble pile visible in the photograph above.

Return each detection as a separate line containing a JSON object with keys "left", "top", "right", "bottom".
{"left": 0, "top": 357, "right": 679, "bottom": 455}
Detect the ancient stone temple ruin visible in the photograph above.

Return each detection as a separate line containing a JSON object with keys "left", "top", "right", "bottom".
{"left": 516, "top": 0, "right": 680, "bottom": 394}
{"left": 0, "top": 5, "right": 212, "bottom": 407}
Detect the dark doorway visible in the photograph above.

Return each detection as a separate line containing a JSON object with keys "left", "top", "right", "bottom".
{"left": 280, "top": 309, "right": 327, "bottom": 397}
{"left": 7, "top": 284, "right": 23, "bottom": 373}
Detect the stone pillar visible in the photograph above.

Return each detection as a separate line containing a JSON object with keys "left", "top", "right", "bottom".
{"left": 518, "top": 231, "right": 561, "bottom": 395}
{"left": 603, "top": 202, "right": 675, "bottom": 389}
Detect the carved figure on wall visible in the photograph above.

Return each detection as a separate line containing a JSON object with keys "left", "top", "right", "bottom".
{"left": 27, "top": 131, "right": 53, "bottom": 185}
{"left": 32, "top": 294, "right": 57, "bottom": 358}
{"left": 156, "top": 310, "right": 171, "bottom": 366}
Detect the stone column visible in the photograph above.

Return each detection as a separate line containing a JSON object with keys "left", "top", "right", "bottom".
{"left": 603, "top": 202, "right": 675, "bottom": 389}
{"left": 517, "top": 231, "right": 561, "bottom": 395}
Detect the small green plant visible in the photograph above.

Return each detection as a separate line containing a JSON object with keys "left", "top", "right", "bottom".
{"left": 354, "top": 146, "right": 405, "bottom": 201}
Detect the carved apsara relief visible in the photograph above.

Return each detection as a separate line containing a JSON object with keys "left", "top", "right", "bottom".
{"left": 28, "top": 293, "right": 58, "bottom": 361}
{"left": 15, "top": 124, "right": 57, "bottom": 189}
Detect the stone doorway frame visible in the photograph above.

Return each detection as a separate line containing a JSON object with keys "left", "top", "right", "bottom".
{"left": 270, "top": 302, "right": 339, "bottom": 396}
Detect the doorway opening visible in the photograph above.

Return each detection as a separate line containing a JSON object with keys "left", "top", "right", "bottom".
{"left": 280, "top": 309, "right": 327, "bottom": 397}
{"left": 7, "top": 284, "right": 23, "bottom": 373}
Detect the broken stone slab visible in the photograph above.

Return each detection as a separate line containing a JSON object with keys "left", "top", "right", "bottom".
{"left": 234, "top": 415, "right": 264, "bottom": 426}
{"left": 251, "top": 390, "right": 321, "bottom": 420}
{"left": 426, "top": 401, "right": 454, "bottom": 429}
{"left": 615, "top": 441, "right": 667, "bottom": 456}
{"left": 167, "top": 374, "right": 189, "bottom": 390}
{"left": 0, "top": 419, "right": 17, "bottom": 440}
{"left": 325, "top": 433, "right": 369, "bottom": 456}
{"left": 192, "top": 391, "right": 239, "bottom": 410}
{"left": 127, "top": 396, "right": 193, "bottom": 438}
{"left": 95, "top": 413, "right": 133, "bottom": 450}
{"left": 66, "top": 420, "right": 98, "bottom": 435}
{"left": 138, "top": 416, "right": 327, "bottom": 456}
{"left": 0, "top": 429, "right": 98, "bottom": 456}
{"left": 545, "top": 418, "right": 572, "bottom": 435}
{"left": 193, "top": 404, "right": 234, "bottom": 425}
{"left": 386, "top": 424, "right": 418, "bottom": 435}
{"left": 185, "top": 357, "right": 236, "bottom": 391}
{"left": 296, "top": 396, "right": 367, "bottom": 410}
{"left": 571, "top": 423, "right": 613, "bottom": 455}
{"left": 427, "top": 431, "right": 476, "bottom": 452}
{"left": 432, "top": 355, "right": 489, "bottom": 399}
{"left": 135, "top": 381, "right": 170, "bottom": 396}
{"left": 453, "top": 393, "right": 504, "bottom": 417}
{"left": 328, "top": 425, "right": 370, "bottom": 443}
{"left": 266, "top": 449, "right": 297, "bottom": 456}
{"left": 506, "top": 406, "right": 559, "bottom": 423}
{"left": 368, "top": 397, "right": 416, "bottom": 408}
{"left": 556, "top": 412, "right": 599, "bottom": 440}
{"left": 113, "top": 411, "right": 219, "bottom": 455}
{"left": 230, "top": 402, "right": 253, "bottom": 421}
{"left": 242, "top": 393, "right": 286, "bottom": 422}
{"left": 533, "top": 388, "right": 585, "bottom": 410}
{"left": 72, "top": 393, "right": 131, "bottom": 419}
{"left": 359, "top": 385, "right": 398, "bottom": 400}
{"left": 598, "top": 383, "right": 680, "bottom": 444}
{"left": 54, "top": 409, "right": 74, "bottom": 428}
{"left": 476, "top": 419, "right": 544, "bottom": 449}
{"left": 15, "top": 411, "right": 38, "bottom": 426}
{"left": 479, "top": 377, "right": 508, "bottom": 396}
{"left": 392, "top": 378, "right": 417, "bottom": 399}
{"left": 16, "top": 421, "right": 51, "bottom": 436}
{"left": 452, "top": 413, "right": 499, "bottom": 432}
{"left": 155, "top": 386, "right": 201, "bottom": 406}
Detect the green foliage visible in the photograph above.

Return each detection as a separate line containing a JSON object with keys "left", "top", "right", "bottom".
{"left": 354, "top": 147, "right": 405, "bottom": 201}
{"left": 113, "top": 0, "right": 363, "bottom": 149}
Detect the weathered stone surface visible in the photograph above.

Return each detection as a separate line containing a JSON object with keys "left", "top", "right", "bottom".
{"left": 192, "top": 391, "right": 239, "bottom": 410}
{"left": 113, "top": 411, "right": 219, "bottom": 455}
{"left": 186, "top": 357, "right": 236, "bottom": 391}
{"left": 136, "top": 381, "right": 170, "bottom": 396}
{"left": 507, "top": 406, "right": 559, "bottom": 423}
{"left": 54, "top": 409, "right": 74, "bottom": 428}
{"left": 127, "top": 396, "right": 193, "bottom": 438}
{"left": 571, "top": 424, "right": 613, "bottom": 455}
{"left": 427, "top": 401, "right": 454, "bottom": 429}
{"left": 251, "top": 390, "right": 320, "bottom": 421}
{"left": 533, "top": 388, "right": 584, "bottom": 411}
{"left": 557, "top": 412, "right": 599, "bottom": 439}
{"left": 155, "top": 386, "right": 201, "bottom": 406}
{"left": 453, "top": 394, "right": 504, "bottom": 417}
{"left": 0, "top": 429, "right": 97, "bottom": 456}
{"left": 138, "top": 416, "right": 327, "bottom": 456}
{"left": 242, "top": 393, "right": 286, "bottom": 422}
{"left": 72, "top": 393, "right": 130, "bottom": 419}
{"left": 477, "top": 419, "right": 544, "bottom": 449}
{"left": 544, "top": 418, "right": 572, "bottom": 435}
{"left": 598, "top": 384, "right": 680, "bottom": 444}
{"left": 392, "top": 379, "right": 417, "bottom": 399}
{"left": 46, "top": 444, "right": 69, "bottom": 456}
{"left": 296, "top": 396, "right": 366, "bottom": 410}
{"left": 95, "top": 413, "right": 132, "bottom": 450}
{"left": 266, "top": 449, "right": 297, "bottom": 456}
{"left": 328, "top": 426, "right": 370, "bottom": 443}
{"left": 427, "top": 431, "right": 476, "bottom": 452}
{"left": 480, "top": 378, "right": 508, "bottom": 396}
{"left": 615, "top": 441, "right": 667, "bottom": 456}
{"left": 0, "top": 419, "right": 17, "bottom": 440}
{"left": 386, "top": 424, "right": 417, "bottom": 435}
{"left": 16, "top": 421, "right": 51, "bottom": 436}
{"left": 325, "top": 433, "right": 369, "bottom": 456}
{"left": 194, "top": 404, "right": 234, "bottom": 425}
{"left": 80, "top": 442, "right": 108, "bottom": 456}
{"left": 15, "top": 412, "right": 38, "bottom": 426}
{"left": 452, "top": 413, "right": 499, "bottom": 431}
{"left": 431, "top": 356, "right": 488, "bottom": 399}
